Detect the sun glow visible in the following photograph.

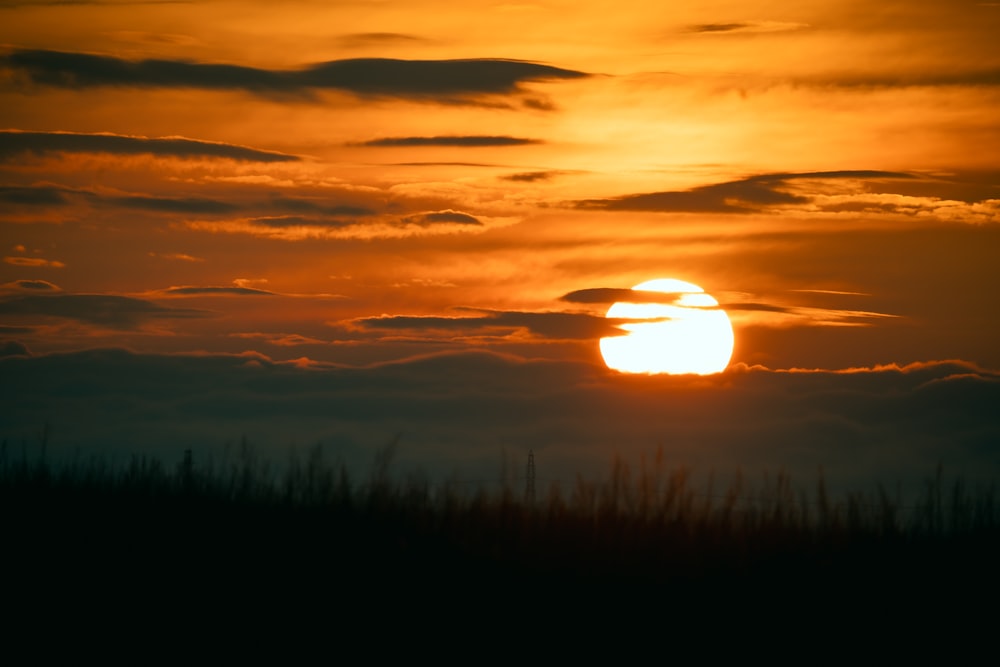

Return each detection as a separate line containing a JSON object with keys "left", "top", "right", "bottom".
{"left": 600, "top": 278, "right": 734, "bottom": 375}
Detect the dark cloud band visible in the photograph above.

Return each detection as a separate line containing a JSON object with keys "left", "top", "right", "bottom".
{"left": 0, "top": 130, "right": 300, "bottom": 162}
{"left": 0, "top": 184, "right": 379, "bottom": 221}
{"left": 2, "top": 49, "right": 589, "bottom": 103}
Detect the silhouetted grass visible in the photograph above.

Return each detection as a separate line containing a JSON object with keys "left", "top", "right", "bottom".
{"left": 4, "top": 437, "right": 999, "bottom": 606}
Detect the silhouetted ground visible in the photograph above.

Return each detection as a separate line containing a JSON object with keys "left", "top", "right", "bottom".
{"left": 4, "top": 451, "right": 999, "bottom": 633}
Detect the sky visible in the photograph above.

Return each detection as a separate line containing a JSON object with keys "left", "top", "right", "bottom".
{"left": 2, "top": 0, "right": 999, "bottom": 497}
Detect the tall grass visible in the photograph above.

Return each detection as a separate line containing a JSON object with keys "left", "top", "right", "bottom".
{"left": 4, "top": 437, "right": 999, "bottom": 591}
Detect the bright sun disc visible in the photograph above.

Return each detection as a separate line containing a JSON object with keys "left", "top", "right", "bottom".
{"left": 600, "top": 278, "right": 734, "bottom": 375}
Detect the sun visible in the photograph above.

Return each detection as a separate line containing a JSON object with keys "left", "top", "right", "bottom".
{"left": 600, "top": 278, "right": 734, "bottom": 375}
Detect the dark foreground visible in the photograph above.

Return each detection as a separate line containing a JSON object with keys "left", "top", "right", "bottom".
{"left": 5, "top": 449, "right": 1000, "bottom": 635}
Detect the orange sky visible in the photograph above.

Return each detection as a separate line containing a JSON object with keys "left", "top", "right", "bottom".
{"left": 2, "top": 1, "right": 999, "bottom": 489}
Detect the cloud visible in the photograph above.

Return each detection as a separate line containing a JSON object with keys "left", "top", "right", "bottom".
{"left": 0, "top": 340, "right": 30, "bottom": 357}
{"left": 0, "top": 279, "right": 61, "bottom": 292}
{"left": 571, "top": 170, "right": 916, "bottom": 214}
{"left": 560, "top": 288, "right": 690, "bottom": 305}
{"left": 264, "top": 196, "right": 375, "bottom": 217}
{"left": 402, "top": 210, "right": 482, "bottom": 226}
{"left": 721, "top": 302, "right": 799, "bottom": 314}
{"left": 184, "top": 205, "right": 500, "bottom": 240}
{"left": 502, "top": 170, "right": 572, "bottom": 182}
{"left": 222, "top": 216, "right": 357, "bottom": 231}
{"left": 690, "top": 23, "right": 750, "bottom": 33}
{"left": 0, "top": 326, "right": 34, "bottom": 336}
{"left": 807, "top": 69, "right": 1000, "bottom": 89}
{"left": 790, "top": 289, "right": 871, "bottom": 296}
{"left": 2, "top": 49, "right": 589, "bottom": 104}
{"left": 353, "top": 290, "right": 869, "bottom": 347}
{"left": 4, "top": 256, "right": 65, "bottom": 268}
{"left": 0, "top": 185, "right": 75, "bottom": 206}
{"left": 0, "top": 185, "right": 379, "bottom": 220}
{"left": 107, "top": 195, "right": 241, "bottom": 214}
{"left": 160, "top": 286, "right": 276, "bottom": 297}
{"left": 389, "top": 161, "right": 503, "bottom": 168}
{"left": 351, "top": 308, "right": 632, "bottom": 341}
{"left": 337, "top": 33, "right": 429, "bottom": 48}
{"left": 559, "top": 288, "right": 897, "bottom": 328}
{"left": 231, "top": 332, "right": 328, "bottom": 346}
{"left": 0, "top": 130, "right": 300, "bottom": 162}
{"left": 0, "top": 293, "right": 208, "bottom": 328}
{"left": 104, "top": 30, "right": 201, "bottom": 47}
{"left": 791, "top": 307, "right": 900, "bottom": 328}
{"left": 279, "top": 57, "right": 587, "bottom": 101}
{"left": 688, "top": 21, "right": 810, "bottom": 34}
{"left": 2, "top": 349, "right": 997, "bottom": 499}
{"left": 360, "top": 136, "right": 541, "bottom": 147}
{"left": 148, "top": 252, "right": 204, "bottom": 263}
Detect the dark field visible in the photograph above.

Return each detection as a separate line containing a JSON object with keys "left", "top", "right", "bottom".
{"left": 5, "top": 439, "right": 1000, "bottom": 628}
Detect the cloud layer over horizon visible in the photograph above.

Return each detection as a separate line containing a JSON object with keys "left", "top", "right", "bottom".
{"left": 2, "top": 347, "right": 997, "bottom": 499}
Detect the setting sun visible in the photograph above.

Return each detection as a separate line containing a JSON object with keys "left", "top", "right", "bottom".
{"left": 600, "top": 279, "right": 734, "bottom": 375}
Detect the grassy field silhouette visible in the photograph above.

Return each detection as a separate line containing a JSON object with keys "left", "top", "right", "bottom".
{"left": 6, "top": 434, "right": 999, "bottom": 605}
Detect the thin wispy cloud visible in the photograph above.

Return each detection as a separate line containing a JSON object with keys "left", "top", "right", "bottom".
{"left": 4, "top": 256, "right": 66, "bottom": 268}
{"left": 0, "top": 293, "right": 208, "bottom": 328}
{"left": 0, "top": 130, "right": 301, "bottom": 162}
{"left": 182, "top": 211, "right": 496, "bottom": 240}
{"left": 501, "top": 170, "right": 572, "bottom": 182}
{"left": 360, "top": 135, "right": 541, "bottom": 147}
{"left": 230, "top": 332, "right": 329, "bottom": 346}
{"left": 148, "top": 252, "right": 204, "bottom": 263}
{"left": 688, "top": 21, "right": 810, "bottom": 34}
{"left": 107, "top": 195, "right": 241, "bottom": 215}
{"left": 804, "top": 69, "right": 1000, "bottom": 89}
{"left": 351, "top": 308, "right": 641, "bottom": 341}
{"left": 571, "top": 171, "right": 916, "bottom": 214}
{"left": 336, "top": 32, "right": 429, "bottom": 48}
{"left": 389, "top": 161, "right": 504, "bottom": 168}
{"left": 559, "top": 288, "right": 897, "bottom": 328}
{"left": 159, "top": 286, "right": 277, "bottom": 297}
{"left": 234, "top": 216, "right": 354, "bottom": 230}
